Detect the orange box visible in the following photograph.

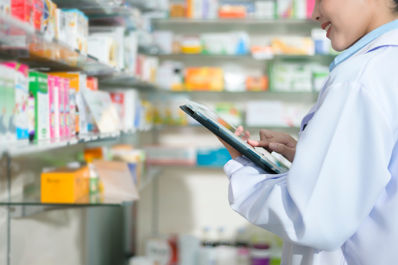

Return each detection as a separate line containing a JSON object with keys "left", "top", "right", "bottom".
{"left": 41, "top": 166, "right": 90, "bottom": 203}
{"left": 185, "top": 67, "right": 224, "bottom": 91}
{"left": 246, "top": 76, "right": 269, "bottom": 91}
{"left": 218, "top": 5, "right": 247, "bottom": 18}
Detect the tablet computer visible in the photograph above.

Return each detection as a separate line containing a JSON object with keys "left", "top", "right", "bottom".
{"left": 180, "top": 101, "right": 290, "bottom": 174}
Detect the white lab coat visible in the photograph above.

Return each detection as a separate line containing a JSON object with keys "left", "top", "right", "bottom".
{"left": 224, "top": 28, "right": 398, "bottom": 265}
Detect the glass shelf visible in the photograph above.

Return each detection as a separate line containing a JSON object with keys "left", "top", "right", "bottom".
{"left": 0, "top": 131, "right": 131, "bottom": 158}
{"left": 0, "top": 13, "right": 118, "bottom": 76}
{"left": 153, "top": 18, "right": 318, "bottom": 26}
{"left": 157, "top": 53, "right": 336, "bottom": 62}
{"left": 53, "top": 0, "right": 129, "bottom": 16}
{"left": 0, "top": 193, "right": 128, "bottom": 207}
{"left": 52, "top": 0, "right": 165, "bottom": 16}
{"left": 99, "top": 72, "right": 159, "bottom": 89}
{"left": 0, "top": 168, "right": 161, "bottom": 210}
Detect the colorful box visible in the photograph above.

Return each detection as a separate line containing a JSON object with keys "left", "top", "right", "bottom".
{"left": 42, "top": 0, "right": 57, "bottom": 39}
{"left": 185, "top": 67, "right": 224, "bottom": 91}
{"left": 196, "top": 147, "right": 231, "bottom": 167}
{"left": 29, "top": 71, "right": 49, "bottom": 141}
{"left": 63, "top": 77, "right": 70, "bottom": 138}
{"left": 48, "top": 75, "right": 60, "bottom": 139}
{"left": 41, "top": 166, "right": 89, "bottom": 203}
{"left": 0, "top": 0, "right": 11, "bottom": 14}
{"left": 0, "top": 65, "right": 16, "bottom": 143}
{"left": 2, "top": 62, "right": 29, "bottom": 140}
{"left": 52, "top": 72, "right": 88, "bottom": 136}
{"left": 11, "top": 0, "right": 33, "bottom": 26}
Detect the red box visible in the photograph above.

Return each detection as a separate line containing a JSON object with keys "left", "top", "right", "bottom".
{"left": 11, "top": 0, "right": 33, "bottom": 25}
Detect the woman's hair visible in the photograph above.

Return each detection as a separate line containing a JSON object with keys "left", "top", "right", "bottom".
{"left": 394, "top": 0, "right": 398, "bottom": 12}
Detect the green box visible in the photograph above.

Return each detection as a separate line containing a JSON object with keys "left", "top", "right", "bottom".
{"left": 29, "top": 72, "right": 49, "bottom": 141}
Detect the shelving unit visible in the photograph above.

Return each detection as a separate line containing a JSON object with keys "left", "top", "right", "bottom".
{"left": 0, "top": 3, "right": 160, "bottom": 265}
{"left": 0, "top": 0, "right": 333, "bottom": 263}
{"left": 0, "top": 13, "right": 119, "bottom": 75}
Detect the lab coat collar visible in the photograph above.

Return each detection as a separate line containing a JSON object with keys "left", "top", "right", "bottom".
{"left": 330, "top": 19, "right": 398, "bottom": 72}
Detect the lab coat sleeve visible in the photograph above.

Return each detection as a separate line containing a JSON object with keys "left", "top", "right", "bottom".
{"left": 225, "top": 81, "right": 394, "bottom": 250}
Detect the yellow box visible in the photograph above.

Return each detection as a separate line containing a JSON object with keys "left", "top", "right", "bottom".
{"left": 41, "top": 166, "right": 90, "bottom": 203}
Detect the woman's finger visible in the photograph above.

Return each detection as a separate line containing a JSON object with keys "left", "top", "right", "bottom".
{"left": 269, "top": 143, "right": 295, "bottom": 162}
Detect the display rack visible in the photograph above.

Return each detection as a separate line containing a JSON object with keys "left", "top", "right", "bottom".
{"left": 157, "top": 53, "right": 335, "bottom": 61}
{"left": 0, "top": 13, "right": 118, "bottom": 75}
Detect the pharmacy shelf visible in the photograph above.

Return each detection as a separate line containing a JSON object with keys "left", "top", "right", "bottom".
{"left": 0, "top": 168, "right": 160, "bottom": 211}
{"left": 144, "top": 89, "right": 319, "bottom": 103}
{"left": 157, "top": 53, "right": 336, "bottom": 62}
{"left": 0, "top": 13, "right": 117, "bottom": 76}
{"left": 0, "top": 131, "right": 129, "bottom": 158}
{"left": 152, "top": 18, "right": 319, "bottom": 34}
{"left": 99, "top": 72, "right": 159, "bottom": 89}
{"left": 153, "top": 18, "right": 317, "bottom": 26}
{"left": 53, "top": 0, "right": 129, "bottom": 16}
{"left": 0, "top": 193, "right": 130, "bottom": 207}
{"left": 53, "top": 0, "right": 164, "bottom": 15}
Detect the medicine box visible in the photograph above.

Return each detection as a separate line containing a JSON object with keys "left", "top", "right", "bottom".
{"left": 29, "top": 71, "right": 50, "bottom": 141}
{"left": 0, "top": 65, "right": 16, "bottom": 143}
{"left": 52, "top": 72, "right": 88, "bottom": 136}
{"left": 41, "top": 166, "right": 89, "bottom": 203}
{"left": 48, "top": 75, "right": 60, "bottom": 139}
{"left": 196, "top": 147, "right": 231, "bottom": 167}
{"left": 3, "top": 62, "right": 29, "bottom": 140}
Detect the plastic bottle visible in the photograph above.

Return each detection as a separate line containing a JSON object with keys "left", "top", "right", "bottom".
{"left": 86, "top": 157, "right": 99, "bottom": 195}
{"left": 198, "top": 227, "right": 217, "bottom": 265}
{"left": 235, "top": 228, "right": 250, "bottom": 265}
{"left": 215, "top": 227, "right": 237, "bottom": 265}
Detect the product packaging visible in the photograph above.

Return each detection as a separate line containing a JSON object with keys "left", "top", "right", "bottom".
{"left": 0, "top": 65, "right": 16, "bottom": 143}
{"left": 270, "top": 62, "right": 313, "bottom": 92}
{"left": 276, "top": 0, "right": 293, "bottom": 18}
{"left": 29, "top": 71, "right": 50, "bottom": 141}
{"left": 32, "top": 0, "right": 43, "bottom": 30}
{"left": 42, "top": 0, "right": 57, "bottom": 39}
{"left": 82, "top": 90, "right": 120, "bottom": 133}
{"left": 218, "top": 4, "right": 247, "bottom": 18}
{"left": 52, "top": 72, "right": 87, "bottom": 136}
{"left": 0, "top": 0, "right": 11, "bottom": 14}
{"left": 56, "top": 76, "right": 65, "bottom": 139}
{"left": 246, "top": 76, "right": 268, "bottom": 91}
{"left": 63, "top": 77, "right": 70, "bottom": 137}
{"left": 41, "top": 166, "right": 90, "bottom": 203}
{"left": 2, "top": 62, "right": 29, "bottom": 140}
{"left": 271, "top": 37, "right": 314, "bottom": 55}
{"left": 48, "top": 75, "right": 60, "bottom": 140}
{"left": 180, "top": 36, "right": 202, "bottom": 54}
{"left": 110, "top": 90, "right": 139, "bottom": 133}
{"left": 185, "top": 67, "right": 224, "bottom": 91}
{"left": 11, "top": 0, "right": 33, "bottom": 26}
{"left": 254, "top": 0, "right": 275, "bottom": 19}
{"left": 196, "top": 147, "right": 231, "bottom": 167}
{"left": 144, "top": 145, "right": 196, "bottom": 166}
{"left": 62, "top": 9, "right": 88, "bottom": 54}
{"left": 169, "top": 3, "right": 185, "bottom": 17}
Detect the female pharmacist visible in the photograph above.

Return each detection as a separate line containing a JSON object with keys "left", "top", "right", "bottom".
{"left": 219, "top": 0, "right": 398, "bottom": 264}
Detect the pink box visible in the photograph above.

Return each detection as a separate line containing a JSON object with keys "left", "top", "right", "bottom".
{"left": 306, "top": 0, "right": 315, "bottom": 19}
{"left": 63, "top": 78, "right": 70, "bottom": 138}
{"left": 57, "top": 77, "right": 65, "bottom": 139}
{"left": 48, "top": 75, "right": 61, "bottom": 140}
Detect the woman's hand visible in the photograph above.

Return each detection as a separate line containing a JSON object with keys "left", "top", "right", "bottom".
{"left": 247, "top": 129, "right": 297, "bottom": 162}
{"left": 218, "top": 126, "right": 250, "bottom": 159}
